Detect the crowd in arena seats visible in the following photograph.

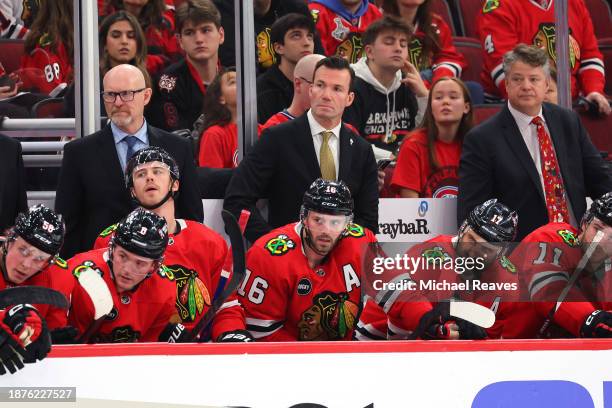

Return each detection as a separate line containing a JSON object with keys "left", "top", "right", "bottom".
{"left": 1, "top": 0, "right": 612, "bottom": 354}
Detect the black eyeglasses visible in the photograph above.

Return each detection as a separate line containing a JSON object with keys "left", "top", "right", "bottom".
{"left": 101, "top": 88, "right": 146, "bottom": 103}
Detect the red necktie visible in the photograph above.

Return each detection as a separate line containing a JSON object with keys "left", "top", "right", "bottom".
{"left": 531, "top": 116, "right": 570, "bottom": 223}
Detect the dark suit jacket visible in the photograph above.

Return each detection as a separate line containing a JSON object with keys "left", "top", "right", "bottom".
{"left": 55, "top": 124, "right": 203, "bottom": 258}
{"left": 458, "top": 103, "right": 612, "bottom": 240}
{"left": 0, "top": 134, "right": 27, "bottom": 232}
{"left": 224, "top": 114, "right": 379, "bottom": 243}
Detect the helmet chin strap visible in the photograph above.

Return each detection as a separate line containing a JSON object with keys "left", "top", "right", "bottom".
{"left": 133, "top": 181, "right": 178, "bottom": 211}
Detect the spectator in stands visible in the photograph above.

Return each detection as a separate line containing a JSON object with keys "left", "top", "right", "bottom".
{"left": 0, "top": 0, "right": 38, "bottom": 39}
{"left": 148, "top": 0, "right": 224, "bottom": 132}
{"left": 392, "top": 77, "right": 472, "bottom": 198}
{"left": 100, "top": 11, "right": 151, "bottom": 87}
{"left": 224, "top": 56, "right": 379, "bottom": 243}
{"left": 198, "top": 67, "right": 239, "bottom": 168}
{"left": 477, "top": 0, "right": 610, "bottom": 115}
{"left": 0, "top": 133, "right": 27, "bottom": 233}
{"left": 544, "top": 66, "right": 558, "bottom": 105}
{"left": 261, "top": 53, "right": 325, "bottom": 131}
{"left": 458, "top": 44, "right": 612, "bottom": 240}
{"left": 214, "top": 0, "right": 323, "bottom": 72}
{"left": 256, "top": 13, "right": 315, "bottom": 123}
{"left": 343, "top": 16, "right": 426, "bottom": 158}
{"left": 381, "top": 0, "right": 465, "bottom": 88}
{"left": 105, "top": 0, "right": 181, "bottom": 76}
{"left": 309, "top": 0, "right": 382, "bottom": 64}
{"left": 20, "top": 0, "right": 73, "bottom": 97}
{"left": 55, "top": 64, "right": 203, "bottom": 259}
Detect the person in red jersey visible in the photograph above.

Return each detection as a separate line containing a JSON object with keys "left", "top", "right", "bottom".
{"left": 514, "top": 193, "right": 612, "bottom": 338}
{"left": 0, "top": 205, "right": 74, "bottom": 338}
{"left": 95, "top": 146, "right": 249, "bottom": 342}
{"left": 357, "top": 198, "right": 521, "bottom": 340}
{"left": 68, "top": 208, "right": 175, "bottom": 343}
{"left": 309, "top": 0, "right": 382, "bottom": 64}
{"left": 241, "top": 178, "right": 486, "bottom": 341}
{"left": 391, "top": 77, "right": 473, "bottom": 198}
{"left": 476, "top": 0, "right": 609, "bottom": 115}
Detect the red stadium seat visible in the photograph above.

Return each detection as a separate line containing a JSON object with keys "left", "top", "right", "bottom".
{"left": 599, "top": 38, "right": 612, "bottom": 96}
{"left": 0, "top": 39, "right": 25, "bottom": 75}
{"left": 576, "top": 109, "right": 612, "bottom": 155}
{"left": 453, "top": 37, "right": 482, "bottom": 82}
{"left": 456, "top": 0, "right": 483, "bottom": 39}
{"left": 584, "top": 0, "right": 612, "bottom": 39}
{"left": 32, "top": 98, "right": 66, "bottom": 118}
{"left": 431, "top": 0, "right": 459, "bottom": 36}
{"left": 473, "top": 104, "right": 503, "bottom": 124}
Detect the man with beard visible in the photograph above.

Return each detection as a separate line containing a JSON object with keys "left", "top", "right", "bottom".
{"left": 55, "top": 64, "right": 203, "bottom": 259}
{"left": 356, "top": 198, "right": 523, "bottom": 340}
{"left": 240, "top": 178, "right": 484, "bottom": 341}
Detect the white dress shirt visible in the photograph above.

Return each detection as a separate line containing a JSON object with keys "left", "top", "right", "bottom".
{"left": 307, "top": 109, "right": 341, "bottom": 179}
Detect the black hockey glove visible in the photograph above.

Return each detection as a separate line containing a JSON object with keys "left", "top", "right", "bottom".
{"left": 217, "top": 330, "right": 254, "bottom": 343}
{"left": 580, "top": 310, "right": 612, "bottom": 338}
{"left": 2, "top": 304, "right": 51, "bottom": 363}
{"left": 50, "top": 326, "right": 79, "bottom": 344}
{"left": 158, "top": 323, "right": 193, "bottom": 343}
{"left": 0, "top": 334, "right": 25, "bottom": 375}
{"left": 455, "top": 318, "right": 488, "bottom": 340}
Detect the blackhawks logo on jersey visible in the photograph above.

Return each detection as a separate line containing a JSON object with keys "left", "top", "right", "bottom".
{"left": 557, "top": 229, "right": 579, "bottom": 247}
{"left": 167, "top": 264, "right": 211, "bottom": 323}
{"left": 99, "top": 224, "right": 117, "bottom": 238}
{"left": 265, "top": 234, "right": 296, "bottom": 256}
{"left": 95, "top": 325, "right": 140, "bottom": 343}
{"left": 297, "top": 291, "right": 359, "bottom": 341}
{"left": 334, "top": 32, "right": 364, "bottom": 64}
{"left": 256, "top": 27, "right": 276, "bottom": 69}
{"left": 482, "top": 0, "right": 500, "bottom": 13}
{"left": 157, "top": 264, "right": 176, "bottom": 281}
{"left": 346, "top": 223, "right": 365, "bottom": 238}
{"left": 499, "top": 255, "right": 516, "bottom": 273}
{"left": 532, "top": 23, "right": 579, "bottom": 69}
{"left": 72, "top": 260, "right": 103, "bottom": 279}
{"left": 53, "top": 256, "right": 68, "bottom": 269}
{"left": 421, "top": 245, "right": 452, "bottom": 264}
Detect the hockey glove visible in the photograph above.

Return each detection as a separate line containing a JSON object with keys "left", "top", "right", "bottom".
{"left": 580, "top": 310, "right": 612, "bottom": 338}
{"left": 456, "top": 318, "right": 488, "bottom": 340}
{"left": 217, "top": 329, "right": 254, "bottom": 343}
{"left": 158, "top": 323, "right": 193, "bottom": 343}
{"left": 415, "top": 307, "right": 459, "bottom": 340}
{"left": 50, "top": 326, "right": 79, "bottom": 344}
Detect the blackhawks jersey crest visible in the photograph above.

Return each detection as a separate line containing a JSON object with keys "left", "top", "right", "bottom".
{"left": 346, "top": 223, "right": 365, "bottom": 238}
{"left": 72, "top": 260, "right": 104, "bottom": 279}
{"left": 265, "top": 234, "right": 296, "bottom": 256}
{"left": 557, "top": 229, "right": 579, "bottom": 247}
{"left": 532, "top": 23, "right": 579, "bottom": 69}
{"left": 297, "top": 291, "right": 359, "bottom": 341}
{"left": 499, "top": 255, "right": 516, "bottom": 273}
{"left": 98, "top": 224, "right": 117, "bottom": 238}
{"left": 168, "top": 264, "right": 211, "bottom": 323}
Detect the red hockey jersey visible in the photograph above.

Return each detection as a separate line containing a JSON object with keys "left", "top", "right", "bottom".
{"left": 94, "top": 219, "right": 245, "bottom": 340}
{"left": 476, "top": 0, "right": 605, "bottom": 99}
{"left": 241, "top": 222, "right": 431, "bottom": 341}
{"left": 20, "top": 38, "right": 73, "bottom": 95}
{"left": 309, "top": 2, "right": 382, "bottom": 64}
{"left": 67, "top": 248, "right": 176, "bottom": 343}
{"left": 409, "top": 14, "right": 466, "bottom": 86}
{"left": 0, "top": 258, "right": 74, "bottom": 330}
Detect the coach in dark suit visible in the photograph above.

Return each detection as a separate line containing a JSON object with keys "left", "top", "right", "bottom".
{"left": 56, "top": 65, "right": 202, "bottom": 258}
{"left": 0, "top": 134, "right": 27, "bottom": 233}
{"left": 458, "top": 44, "right": 612, "bottom": 240}
{"left": 224, "top": 57, "right": 379, "bottom": 243}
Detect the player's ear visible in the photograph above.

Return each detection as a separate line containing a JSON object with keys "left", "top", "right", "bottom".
{"left": 171, "top": 180, "right": 179, "bottom": 193}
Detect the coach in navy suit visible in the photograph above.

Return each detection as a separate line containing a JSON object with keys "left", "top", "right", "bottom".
{"left": 56, "top": 65, "right": 202, "bottom": 258}
{"left": 224, "top": 57, "right": 379, "bottom": 243}
{"left": 458, "top": 44, "right": 612, "bottom": 240}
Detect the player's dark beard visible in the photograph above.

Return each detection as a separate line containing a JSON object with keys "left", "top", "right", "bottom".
{"left": 302, "top": 225, "right": 339, "bottom": 257}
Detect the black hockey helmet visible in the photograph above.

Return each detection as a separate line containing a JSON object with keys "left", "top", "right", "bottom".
{"left": 463, "top": 199, "right": 518, "bottom": 242}
{"left": 125, "top": 146, "right": 180, "bottom": 189}
{"left": 583, "top": 192, "right": 612, "bottom": 227}
{"left": 110, "top": 208, "right": 168, "bottom": 261}
{"left": 13, "top": 204, "right": 65, "bottom": 256}
{"left": 301, "top": 178, "right": 354, "bottom": 218}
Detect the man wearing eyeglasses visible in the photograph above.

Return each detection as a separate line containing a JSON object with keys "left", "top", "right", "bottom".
{"left": 56, "top": 64, "right": 203, "bottom": 259}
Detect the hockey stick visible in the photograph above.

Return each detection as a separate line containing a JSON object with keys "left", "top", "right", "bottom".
{"left": 75, "top": 268, "right": 114, "bottom": 344}
{"left": 191, "top": 210, "right": 247, "bottom": 341}
{"left": 538, "top": 230, "right": 604, "bottom": 337}
{"left": 0, "top": 286, "right": 69, "bottom": 309}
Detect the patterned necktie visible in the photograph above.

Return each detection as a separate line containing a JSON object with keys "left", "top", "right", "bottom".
{"left": 320, "top": 131, "right": 337, "bottom": 181}
{"left": 123, "top": 135, "right": 139, "bottom": 169}
{"left": 531, "top": 116, "right": 570, "bottom": 223}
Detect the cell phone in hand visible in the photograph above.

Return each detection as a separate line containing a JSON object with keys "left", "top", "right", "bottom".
{"left": 377, "top": 159, "right": 393, "bottom": 170}
{"left": 0, "top": 75, "right": 17, "bottom": 92}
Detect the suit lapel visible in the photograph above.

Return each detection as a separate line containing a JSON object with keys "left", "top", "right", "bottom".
{"left": 98, "top": 125, "right": 127, "bottom": 187}
{"left": 499, "top": 107, "right": 545, "bottom": 201}
{"left": 295, "top": 115, "right": 323, "bottom": 178}
{"left": 338, "top": 124, "right": 354, "bottom": 180}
